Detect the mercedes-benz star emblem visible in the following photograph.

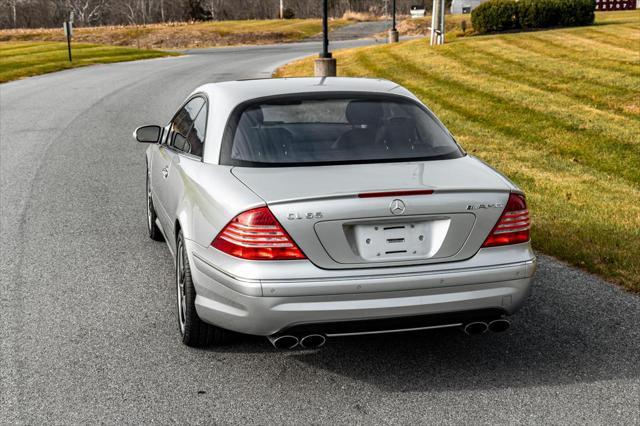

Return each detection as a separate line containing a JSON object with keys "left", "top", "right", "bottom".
{"left": 389, "top": 199, "right": 406, "bottom": 215}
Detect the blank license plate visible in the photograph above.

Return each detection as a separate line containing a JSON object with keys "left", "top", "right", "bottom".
{"left": 353, "top": 219, "right": 450, "bottom": 261}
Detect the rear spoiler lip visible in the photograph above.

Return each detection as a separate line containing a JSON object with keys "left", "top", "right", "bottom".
{"left": 259, "top": 188, "right": 513, "bottom": 206}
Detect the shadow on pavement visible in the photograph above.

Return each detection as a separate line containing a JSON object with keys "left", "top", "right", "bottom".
{"left": 212, "top": 256, "right": 640, "bottom": 392}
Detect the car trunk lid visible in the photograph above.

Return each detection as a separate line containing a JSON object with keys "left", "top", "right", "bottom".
{"left": 231, "top": 156, "right": 512, "bottom": 269}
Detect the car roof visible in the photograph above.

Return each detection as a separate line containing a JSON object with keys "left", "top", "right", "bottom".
{"left": 192, "top": 77, "right": 414, "bottom": 105}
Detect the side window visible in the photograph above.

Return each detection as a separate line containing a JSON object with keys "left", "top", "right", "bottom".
{"left": 186, "top": 106, "right": 207, "bottom": 157}
{"left": 170, "top": 96, "right": 205, "bottom": 154}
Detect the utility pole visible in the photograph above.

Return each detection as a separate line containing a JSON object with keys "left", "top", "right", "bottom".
{"left": 430, "top": 0, "right": 445, "bottom": 45}
{"left": 64, "top": 12, "right": 74, "bottom": 62}
{"left": 388, "top": 0, "right": 399, "bottom": 43}
{"left": 279, "top": 0, "right": 283, "bottom": 19}
{"left": 314, "top": 0, "right": 336, "bottom": 76}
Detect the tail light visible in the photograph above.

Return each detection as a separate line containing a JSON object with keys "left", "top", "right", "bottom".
{"left": 212, "top": 207, "right": 306, "bottom": 260}
{"left": 481, "top": 193, "right": 530, "bottom": 247}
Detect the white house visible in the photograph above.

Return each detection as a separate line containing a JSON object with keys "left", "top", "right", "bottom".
{"left": 450, "top": 0, "right": 487, "bottom": 14}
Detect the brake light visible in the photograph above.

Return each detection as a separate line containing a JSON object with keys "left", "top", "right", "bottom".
{"left": 358, "top": 190, "right": 434, "bottom": 198}
{"left": 481, "top": 193, "right": 530, "bottom": 247}
{"left": 212, "top": 207, "right": 306, "bottom": 260}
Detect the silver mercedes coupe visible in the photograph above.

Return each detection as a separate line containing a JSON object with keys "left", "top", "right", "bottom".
{"left": 134, "top": 77, "right": 535, "bottom": 349}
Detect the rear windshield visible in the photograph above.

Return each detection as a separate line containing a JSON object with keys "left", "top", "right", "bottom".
{"left": 221, "top": 95, "right": 464, "bottom": 166}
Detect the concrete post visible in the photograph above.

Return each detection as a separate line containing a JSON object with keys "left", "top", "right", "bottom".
{"left": 315, "top": 0, "right": 336, "bottom": 77}
{"left": 314, "top": 57, "right": 337, "bottom": 77}
{"left": 389, "top": 0, "right": 399, "bottom": 43}
{"left": 388, "top": 29, "right": 399, "bottom": 43}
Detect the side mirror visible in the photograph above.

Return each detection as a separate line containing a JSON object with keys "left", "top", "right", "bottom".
{"left": 134, "top": 125, "right": 162, "bottom": 143}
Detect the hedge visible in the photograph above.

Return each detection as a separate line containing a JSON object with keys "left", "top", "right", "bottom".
{"left": 471, "top": 0, "right": 596, "bottom": 34}
{"left": 471, "top": 0, "right": 520, "bottom": 33}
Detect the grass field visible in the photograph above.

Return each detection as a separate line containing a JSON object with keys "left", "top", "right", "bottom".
{"left": 277, "top": 11, "right": 640, "bottom": 292}
{"left": 396, "top": 14, "right": 474, "bottom": 38}
{"left": 0, "top": 19, "right": 350, "bottom": 49}
{"left": 0, "top": 42, "right": 177, "bottom": 83}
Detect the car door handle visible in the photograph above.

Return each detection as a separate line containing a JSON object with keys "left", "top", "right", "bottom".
{"left": 161, "top": 166, "right": 169, "bottom": 178}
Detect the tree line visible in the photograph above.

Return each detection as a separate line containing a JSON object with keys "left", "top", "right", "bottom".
{"left": 1, "top": 0, "right": 426, "bottom": 29}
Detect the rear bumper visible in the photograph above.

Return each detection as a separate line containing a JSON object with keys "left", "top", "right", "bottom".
{"left": 187, "top": 240, "right": 536, "bottom": 336}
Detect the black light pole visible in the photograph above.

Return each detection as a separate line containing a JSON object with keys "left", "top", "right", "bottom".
{"left": 392, "top": 0, "right": 397, "bottom": 31}
{"left": 321, "top": 0, "right": 330, "bottom": 58}
{"left": 388, "top": 0, "right": 399, "bottom": 42}
{"left": 314, "top": 0, "right": 336, "bottom": 76}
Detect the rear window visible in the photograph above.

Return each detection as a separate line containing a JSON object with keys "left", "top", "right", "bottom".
{"left": 221, "top": 94, "right": 464, "bottom": 166}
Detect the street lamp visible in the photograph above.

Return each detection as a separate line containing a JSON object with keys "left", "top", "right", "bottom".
{"left": 314, "top": 0, "right": 336, "bottom": 76}
{"left": 321, "top": 0, "right": 330, "bottom": 58}
{"left": 388, "top": 0, "right": 399, "bottom": 43}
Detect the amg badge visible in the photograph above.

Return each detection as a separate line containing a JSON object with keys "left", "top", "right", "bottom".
{"left": 466, "top": 203, "right": 504, "bottom": 210}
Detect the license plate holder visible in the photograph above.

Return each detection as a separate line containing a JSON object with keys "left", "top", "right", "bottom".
{"left": 353, "top": 219, "right": 450, "bottom": 261}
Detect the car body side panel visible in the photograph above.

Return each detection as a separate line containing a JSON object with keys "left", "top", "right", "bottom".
{"left": 147, "top": 145, "right": 172, "bottom": 234}
{"left": 163, "top": 159, "right": 266, "bottom": 250}
{"left": 159, "top": 148, "right": 182, "bottom": 249}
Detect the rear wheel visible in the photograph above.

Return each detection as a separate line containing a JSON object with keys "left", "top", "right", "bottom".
{"left": 176, "top": 231, "right": 232, "bottom": 347}
{"left": 146, "top": 166, "right": 163, "bottom": 241}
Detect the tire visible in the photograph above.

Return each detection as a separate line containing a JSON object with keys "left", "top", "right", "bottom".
{"left": 146, "top": 166, "right": 164, "bottom": 242}
{"left": 176, "top": 231, "right": 232, "bottom": 347}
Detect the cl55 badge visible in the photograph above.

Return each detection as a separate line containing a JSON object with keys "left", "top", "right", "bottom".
{"left": 466, "top": 203, "right": 504, "bottom": 210}
{"left": 288, "top": 212, "right": 323, "bottom": 220}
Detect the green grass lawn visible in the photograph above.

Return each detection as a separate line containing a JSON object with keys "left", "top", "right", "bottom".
{"left": 0, "top": 42, "right": 177, "bottom": 83}
{"left": 277, "top": 10, "right": 640, "bottom": 292}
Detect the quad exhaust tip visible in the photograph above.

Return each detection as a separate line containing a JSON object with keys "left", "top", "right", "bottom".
{"left": 488, "top": 319, "right": 511, "bottom": 333}
{"left": 463, "top": 319, "right": 511, "bottom": 335}
{"left": 300, "top": 334, "right": 326, "bottom": 349}
{"left": 270, "top": 320, "right": 511, "bottom": 348}
{"left": 268, "top": 334, "right": 327, "bottom": 350}
{"left": 268, "top": 335, "right": 299, "bottom": 350}
{"left": 463, "top": 321, "right": 489, "bottom": 335}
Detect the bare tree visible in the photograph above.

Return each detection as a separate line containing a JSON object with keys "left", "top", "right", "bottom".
{"left": 65, "top": 0, "right": 106, "bottom": 25}
{"left": 7, "top": 0, "right": 31, "bottom": 27}
{"left": 0, "top": 0, "right": 425, "bottom": 29}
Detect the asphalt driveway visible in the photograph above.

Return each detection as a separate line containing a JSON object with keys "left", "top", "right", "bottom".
{"left": 1, "top": 40, "right": 638, "bottom": 424}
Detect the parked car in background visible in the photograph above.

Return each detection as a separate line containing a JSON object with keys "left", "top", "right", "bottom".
{"left": 134, "top": 77, "right": 535, "bottom": 349}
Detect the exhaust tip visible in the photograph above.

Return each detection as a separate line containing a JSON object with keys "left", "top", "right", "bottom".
{"left": 488, "top": 319, "right": 511, "bottom": 333}
{"left": 300, "top": 334, "right": 326, "bottom": 349}
{"left": 463, "top": 321, "right": 488, "bottom": 335}
{"left": 269, "top": 335, "right": 299, "bottom": 350}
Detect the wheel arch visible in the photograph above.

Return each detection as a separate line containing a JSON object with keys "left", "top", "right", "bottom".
{"left": 174, "top": 219, "right": 182, "bottom": 242}
{"left": 174, "top": 206, "right": 192, "bottom": 245}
